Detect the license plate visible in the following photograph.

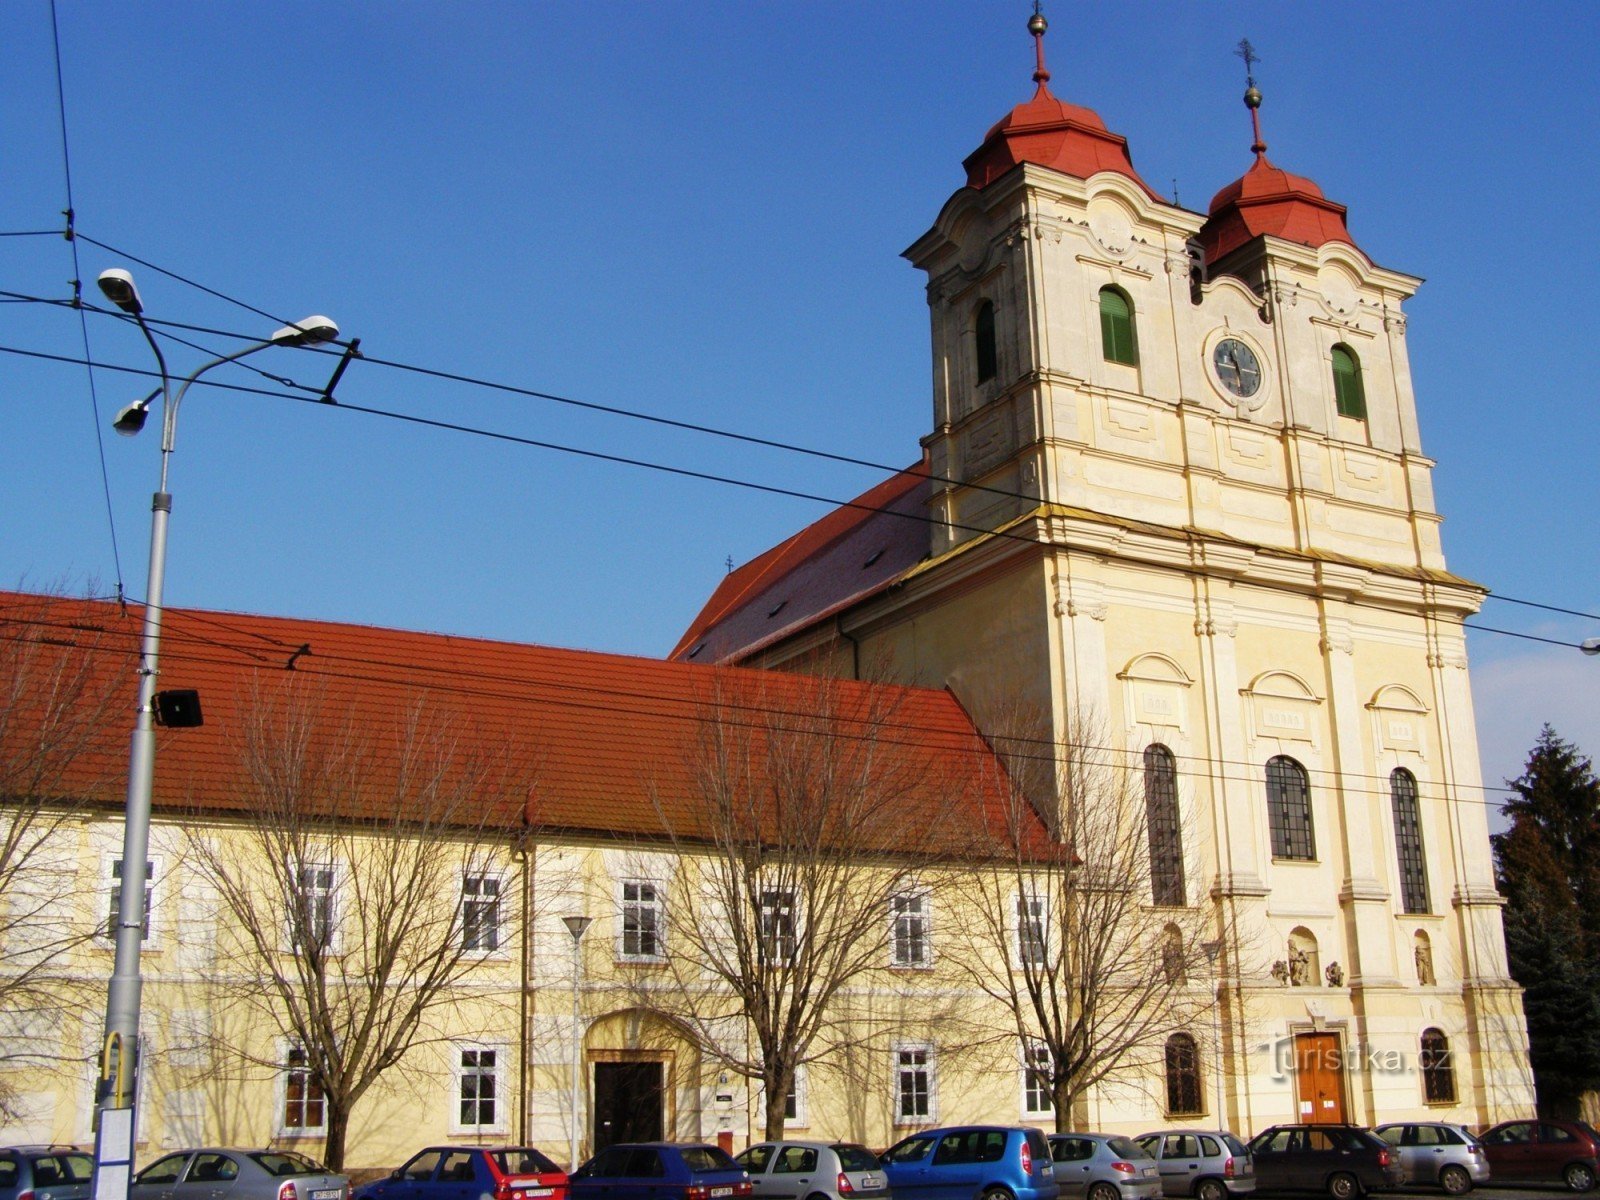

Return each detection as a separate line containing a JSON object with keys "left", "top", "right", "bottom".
{"left": 513, "top": 1190, "right": 553, "bottom": 1197}
{"left": 710, "top": 1189, "right": 733, "bottom": 1197}
{"left": 860, "top": 1179, "right": 881, "bottom": 1190}
{"left": 1142, "top": 1169, "right": 1158, "bottom": 1178}
{"left": 311, "top": 1190, "right": 340, "bottom": 1200}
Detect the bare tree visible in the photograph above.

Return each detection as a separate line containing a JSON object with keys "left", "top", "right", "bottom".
{"left": 0, "top": 590, "right": 123, "bottom": 1116}
{"left": 626, "top": 672, "right": 965, "bottom": 1140}
{"left": 947, "top": 707, "right": 1230, "bottom": 1130}
{"left": 183, "top": 679, "right": 539, "bottom": 1169}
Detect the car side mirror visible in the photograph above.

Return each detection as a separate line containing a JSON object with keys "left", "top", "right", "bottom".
{"left": 391, "top": 1171, "right": 403, "bottom": 1180}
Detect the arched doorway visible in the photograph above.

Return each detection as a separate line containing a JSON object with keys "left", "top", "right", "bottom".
{"left": 584, "top": 1008, "right": 707, "bottom": 1153}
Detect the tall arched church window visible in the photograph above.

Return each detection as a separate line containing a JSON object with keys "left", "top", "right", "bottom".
{"left": 1164, "top": 1033, "right": 1203, "bottom": 1116}
{"left": 1144, "top": 745, "right": 1185, "bottom": 905}
{"left": 1266, "top": 756, "right": 1315, "bottom": 860}
{"left": 1098, "top": 287, "right": 1138, "bottom": 366}
{"left": 975, "top": 301, "right": 998, "bottom": 384}
{"left": 1331, "top": 344, "right": 1366, "bottom": 420}
{"left": 1391, "top": 768, "right": 1431, "bottom": 914}
{"left": 1420, "top": 1028, "right": 1456, "bottom": 1103}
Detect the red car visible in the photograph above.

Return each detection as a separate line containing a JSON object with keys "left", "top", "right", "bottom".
{"left": 1477, "top": 1121, "right": 1600, "bottom": 1192}
{"left": 356, "top": 1147, "right": 568, "bottom": 1200}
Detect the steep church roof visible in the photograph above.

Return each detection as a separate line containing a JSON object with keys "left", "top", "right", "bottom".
{"left": 961, "top": 10, "right": 1160, "bottom": 199}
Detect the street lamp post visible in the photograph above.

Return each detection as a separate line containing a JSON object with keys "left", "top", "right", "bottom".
{"left": 1201, "top": 938, "right": 1226, "bottom": 1127}
{"left": 562, "top": 915, "right": 593, "bottom": 1172}
{"left": 92, "top": 268, "right": 337, "bottom": 1200}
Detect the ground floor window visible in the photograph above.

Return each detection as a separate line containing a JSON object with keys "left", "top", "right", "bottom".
{"left": 282, "top": 1044, "right": 326, "bottom": 1134}
{"left": 456, "top": 1045, "right": 501, "bottom": 1130}
{"left": 895, "top": 1044, "right": 933, "bottom": 1122}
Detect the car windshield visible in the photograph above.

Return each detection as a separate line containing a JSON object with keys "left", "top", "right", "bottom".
{"left": 680, "top": 1148, "right": 740, "bottom": 1174}
{"left": 834, "top": 1147, "right": 880, "bottom": 1173}
{"left": 491, "top": 1151, "right": 561, "bottom": 1176}
{"left": 250, "top": 1153, "right": 325, "bottom": 1177}
{"left": 1106, "top": 1138, "right": 1148, "bottom": 1160}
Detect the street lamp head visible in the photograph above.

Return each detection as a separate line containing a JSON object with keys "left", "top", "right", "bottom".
{"left": 98, "top": 268, "right": 144, "bottom": 315}
{"left": 270, "top": 315, "right": 340, "bottom": 346}
{"left": 111, "top": 389, "right": 160, "bottom": 437}
{"left": 562, "top": 914, "right": 593, "bottom": 941}
{"left": 1582, "top": 638, "right": 1600, "bottom": 657}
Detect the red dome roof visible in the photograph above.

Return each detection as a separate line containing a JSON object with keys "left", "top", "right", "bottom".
{"left": 1199, "top": 153, "right": 1355, "bottom": 262}
{"left": 963, "top": 82, "right": 1161, "bottom": 198}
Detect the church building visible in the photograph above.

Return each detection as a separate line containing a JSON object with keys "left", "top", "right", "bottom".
{"left": 674, "top": 13, "right": 1532, "bottom": 1131}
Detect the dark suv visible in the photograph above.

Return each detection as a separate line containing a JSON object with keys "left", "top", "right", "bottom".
{"left": 0, "top": 1147, "right": 94, "bottom": 1200}
{"left": 1246, "top": 1126, "right": 1401, "bottom": 1199}
{"left": 881, "top": 1126, "right": 1057, "bottom": 1200}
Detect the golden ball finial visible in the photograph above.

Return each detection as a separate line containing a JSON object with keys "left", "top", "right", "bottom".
{"left": 1244, "top": 85, "right": 1262, "bottom": 109}
{"left": 1028, "top": 12, "right": 1048, "bottom": 37}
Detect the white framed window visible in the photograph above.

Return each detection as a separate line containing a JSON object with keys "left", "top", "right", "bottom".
{"left": 784, "top": 1065, "right": 808, "bottom": 1126}
{"left": 1015, "top": 889, "right": 1047, "bottom": 967}
{"left": 103, "top": 856, "right": 159, "bottom": 945}
{"left": 890, "top": 890, "right": 931, "bottom": 968}
{"left": 758, "top": 888, "right": 798, "bottom": 966}
{"left": 286, "top": 861, "right": 336, "bottom": 952}
{"left": 620, "top": 880, "right": 664, "bottom": 961}
{"left": 894, "top": 1043, "right": 935, "bottom": 1124}
{"left": 461, "top": 873, "right": 502, "bottom": 953}
{"left": 452, "top": 1043, "right": 506, "bottom": 1134}
{"left": 279, "top": 1042, "right": 326, "bottom": 1136}
{"left": 1022, "top": 1039, "right": 1054, "bottom": 1116}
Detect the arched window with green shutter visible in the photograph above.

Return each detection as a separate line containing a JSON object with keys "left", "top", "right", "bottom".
{"left": 1331, "top": 344, "right": 1366, "bottom": 419}
{"left": 1098, "top": 286, "right": 1138, "bottom": 366}
{"left": 974, "top": 300, "right": 997, "bottom": 384}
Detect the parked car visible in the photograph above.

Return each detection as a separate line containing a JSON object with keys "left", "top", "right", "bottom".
{"left": 0, "top": 1146, "right": 93, "bottom": 1200}
{"left": 1371, "top": 1123, "right": 1487, "bottom": 1194}
{"left": 1477, "top": 1119, "right": 1600, "bottom": 1192}
{"left": 131, "top": 1149, "right": 348, "bottom": 1200}
{"left": 881, "top": 1126, "right": 1056, "bottom": 1200}
{"left": 1245, "top": 1125, "right": 1401, "bottom": 1199}
{"left": 569, "top": 1144, "right": 750, "bottom": 1200}
{"left": 355, "top": 1148, "right": 568, "bottom": 1200}
{"left": 1132, "top": 1130, "right": 1255, "bottom": 1200}
{"left": 737, "top": 1142, "right": 887, "bottom": 1200}
{"left": 1047, "top": 1134, "right": 1161, "bottom": 1200}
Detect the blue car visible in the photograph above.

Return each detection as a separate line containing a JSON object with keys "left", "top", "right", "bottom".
{"left": 569, "top": 1144, "right": 751, "bottom": 1200}
{"left": 882, "top": 1127, "right": 1058, "bottom": 1200}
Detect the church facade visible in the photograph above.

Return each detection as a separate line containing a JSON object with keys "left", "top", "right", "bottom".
{"left": 674, "top": 17, "right": 1533, "bottom": 1132}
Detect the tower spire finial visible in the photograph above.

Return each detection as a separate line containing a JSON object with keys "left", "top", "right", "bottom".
{"left": 1028, "top": 2, "right": 1051, "bottom": 87}
{"left": 1235, "top": 38, "right": 1267, "bottom": 158}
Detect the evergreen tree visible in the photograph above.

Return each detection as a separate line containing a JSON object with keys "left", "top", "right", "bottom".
{"left": 1492, "top": 726, "right": 1600, "bottom": 1117}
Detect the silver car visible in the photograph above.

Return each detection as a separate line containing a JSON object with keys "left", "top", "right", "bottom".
{"left": 0, "top": 1146, "right": 93, "bottom": 1200}
{"left": 737, "top": 1142, "right": 888, "bottom": 1200}
{"left": 1373, "top": 1123, "right": 1489, "bottom": 1194}
{"left": 1133, "top": 1131, "right": 1255, "bottom": 1200}
{"left": 1049, "top": 1135, "right": 1162, "bottom": 1200}
{"left": 131, "top": 1149, "right": 349, "bottom": 1200}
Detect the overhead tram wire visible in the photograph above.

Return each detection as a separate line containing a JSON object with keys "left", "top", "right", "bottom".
{"left": 6, "top": 331, "right": 1596, "bottom": 667}
{"left": 0, "top": 603, "right": 1525, "bottom": 809}
{"left": 47, "top": 0, "right": 125, "bottom": 597}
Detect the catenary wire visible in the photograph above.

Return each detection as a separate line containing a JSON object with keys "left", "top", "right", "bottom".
{"left": 4, "top": 334, "right": 1594, "bottom": 668}
{"left": 18, "top": 287, "right": 1600, "bottom": 636}
{"left": 47, "top": 0, "right": 125, "bottom": 598}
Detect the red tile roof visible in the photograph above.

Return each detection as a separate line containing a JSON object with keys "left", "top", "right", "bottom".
{"left": 2, "top": 591, "right": 1047, "bottom": 856}
{"left": 962, "top": 83, "right": 1161, "bottom": 200}
{"left": 1200, "top": 154, "right": 1357, "bottom": 264}
{"left": 669, "top": 462, "right": 931, "bottom": 664}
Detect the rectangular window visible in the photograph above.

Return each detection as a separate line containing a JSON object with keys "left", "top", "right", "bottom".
{"left": 783, "top": 1066, "right": 806, "bottom": 1125}
{"left": 621, "top": 881, "right": 662, "bottom": 960}
{"left": 1016, "top": 892, "right": 1047, "bottom": 966}
{"left": 282, "top": 1044, "right": 326, "bottom": 1134}
{"left": 1022, "top": 1040, "right": 1053, "bottom": 1115}
{"left": 462, "top": 874, "right": 501, "bottom": 952}
{"left": 106, "top": 858, "right": 155, "bottom": 941}
{"left": 759, "top": 889, "right": 797, "bottom": 966}
{"left": 1391, "top": 774, "right": 1431, "bottom": 914}
{"left": 890, "top": 892, "right": 930, "bottom": 968}
{"left": 288, "top": 863, "right": 335, "bottom": 951}
{"left": 895, "top": 1045, "right": 933, "bottom": 1122}
{"left": 458, "top": 1047, "right": 498, "bottom": 1129}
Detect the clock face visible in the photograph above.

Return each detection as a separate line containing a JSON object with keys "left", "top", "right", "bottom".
{"left": 1212, "top": 338, "right": 1263, "bottom": 399}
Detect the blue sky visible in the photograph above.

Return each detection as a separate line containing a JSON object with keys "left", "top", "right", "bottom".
{"left": 4, "top": 2, "right": 1596, "bottom": 811}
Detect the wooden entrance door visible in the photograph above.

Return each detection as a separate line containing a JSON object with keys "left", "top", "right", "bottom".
{"left": 593, "top": 1060, "right": 664, "bottom": 1151}
{"left": 1293, "top": 1033, "right": 1347, "bottom": 1124}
